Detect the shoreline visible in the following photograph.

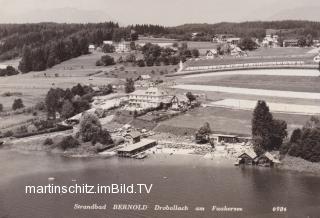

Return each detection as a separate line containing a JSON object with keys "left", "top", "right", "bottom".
{"left": 1, "top": 130, "right": 320, "bottom": 177}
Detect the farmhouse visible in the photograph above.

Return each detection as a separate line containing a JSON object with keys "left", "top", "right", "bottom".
{"left": 114, "top": 40, "right": 131, "bottom": 53}
{"left": 206, "top": 49, "right": 218, "bottom": 59}
{"left": 117, "top": 139, "right": 157, "bottom": 157}
{"left": 171, "top": 94, "right": 189, "bottom": 110}
{"left": 103, "top": 40, "right": 113, "bottom": 45}
{"left": 212, "top": 34, "right": 235, "bottom": 43}
{"left": 283, "top": 39, "right": 299, "bottom": 47}
{"left": 230, "top": 46, "right": 246, "bottom": 57}
{"left": 262, "top": 34, "right": 279, "bottom": 47}
{"left": 127, "top": 87, "right": 173, "bottom": 110}
{"left": 88, "top": 44, "right": 95, "bottom": 52}
{"left": 226, "top": 37, "right": 241, "bottom": 45}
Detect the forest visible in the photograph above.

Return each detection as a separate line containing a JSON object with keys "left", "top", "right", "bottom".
{"left": 1, "top": 20, "right": 320, "bottom": 73}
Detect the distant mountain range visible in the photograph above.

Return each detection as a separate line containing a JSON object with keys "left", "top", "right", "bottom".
{"left": 268, "top": 6, "right": 320, "bottom": 21}
{"left": 0, "top": 7, "right": 116, "bottom": 24}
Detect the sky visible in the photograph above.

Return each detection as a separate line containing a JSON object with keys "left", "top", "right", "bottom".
{"left": 0, "top": 0, "right": 320, "bottom": 25}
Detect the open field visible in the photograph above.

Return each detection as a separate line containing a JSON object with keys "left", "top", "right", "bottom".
{"left": 0, "top": 51, "right": 177, "bottom": 109}
{"left": 247, "top": 47, "right": 312, "bottom": 57}
{"left": 179, "top": 73, "right": 320, "bottom": 93}
{"left": 156, "top": 107, "right": 309, "bottom": 136}
{"left": 209, "top": 99, "right": 320, "bottom": 115}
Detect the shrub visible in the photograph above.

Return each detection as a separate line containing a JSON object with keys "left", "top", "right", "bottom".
{"left": 96, "top": 128, "right": 113, "bottom": 145}
{"left": 100, "top": 55, "right": 115, "bottom": 66}
{"left": 3, "top": 130, "right": 13, "bottom": 137}
{"left": 58, "top": 136, "right": 80, "bottom": 150}
{"left": 34, "top": 101, "right": 46, "bottom": 111}
{"left": 79, "top": 112, "right": 102, "bottom": 142}
{"left": 61, "top": 100, "right": 75, "bottom": 119}
{"left": 43, "top": 138, "right": 54, "bottom": 145}
{"left": 12, "top": 99, "right": 24, "bottom": 110}
{"left": 137, "top": 59, "right": 145, "bottom": 67}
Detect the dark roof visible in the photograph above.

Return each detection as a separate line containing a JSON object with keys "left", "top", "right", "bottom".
{"left": 126, "top": 131, "right": 141, "bottom": 139}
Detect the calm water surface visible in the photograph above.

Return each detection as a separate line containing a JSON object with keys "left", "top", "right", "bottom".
{"left": 0, "top": 150, "right": 319, "bottom": 218}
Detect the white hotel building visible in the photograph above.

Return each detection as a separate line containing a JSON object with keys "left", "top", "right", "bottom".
{"left": 127, "top": 87, "right": 173, "bottom": 110}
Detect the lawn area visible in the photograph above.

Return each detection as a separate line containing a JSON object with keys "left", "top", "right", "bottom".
{"left": 247, "top": 47, "right": 312, "bottom": 57}
{"left": 156, "top": 107, "right": 310, "bottom": 136}
{"left": 180, "top": 74, "right": 320, "bottom": 93}
{"left": 184, "top": 41, "right": 216, "bottom": 49}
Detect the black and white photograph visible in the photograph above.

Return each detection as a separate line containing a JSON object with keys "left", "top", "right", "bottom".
{"left": 0, "top": 0, "right": 320, "bottom": 217}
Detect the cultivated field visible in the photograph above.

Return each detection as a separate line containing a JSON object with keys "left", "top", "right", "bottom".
{"left": 247, "top": 47, "right": 312, "bottom": 57}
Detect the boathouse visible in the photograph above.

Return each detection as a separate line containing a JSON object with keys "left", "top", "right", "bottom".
{"left": 255, "top": 152, "right": 281, "bottom": 167}
{"left": 237, "top": 150, "right": 257, "bottom": 165}
{"left": 124, "top": 131, "right": 141, "bottom": 144}
{"left": 117, "top": 139, "right": 157, "bottom": 157}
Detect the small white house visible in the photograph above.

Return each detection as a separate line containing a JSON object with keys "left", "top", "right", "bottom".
{"left": 88, "top": 44, "right": 95, "bottom": 52}
{"left": 206, "top": 49, "right": 218, "bottom": 59}
{"left": 103, "top": 40, "right": 113, "bottom": 45}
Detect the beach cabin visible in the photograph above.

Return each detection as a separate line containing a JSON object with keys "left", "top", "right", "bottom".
{"left": 255, "top": 152, "right": 281, "bottom": 167}
{"left": 237, "top": 150, "right": 257, "bottom": 165}
{"left": 124, "top": 131, "right": 141, "bottom": 144}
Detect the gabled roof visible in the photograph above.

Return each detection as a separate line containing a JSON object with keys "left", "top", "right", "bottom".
{"left": 125, "top": 131, "right": 141, "bottom": 139}
{"left": 238, "top": 149, "right": 257, "bottom": 159}
{"left": 262, "top": 152, "right": 281, "bottom": 163}
{"left": 206, "top": 49, "right": 217, "bottom": 55}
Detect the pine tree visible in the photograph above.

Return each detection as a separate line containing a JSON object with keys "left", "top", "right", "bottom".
{"left": 18, "top": 46, "right": 32, "bottom": 73}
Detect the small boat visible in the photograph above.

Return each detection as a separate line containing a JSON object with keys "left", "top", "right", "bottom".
{"left": 163, "top": 176, "right": 168, "bottom": 179}
{"left": 48, "top": 177, "right": 55, "bottom": 181}
{"left": 71, "top": 179, "right": 77, "bottom": 182}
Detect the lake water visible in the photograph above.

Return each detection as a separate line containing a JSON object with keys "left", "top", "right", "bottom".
{"left": 0, "top": 150, "right": 319, "bottom": 218}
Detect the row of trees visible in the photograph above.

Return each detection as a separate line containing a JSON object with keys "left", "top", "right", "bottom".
{"left": 45, "top": 84, "right": 94, "bottom": 120}
{"left": 18, "top": 36, "right": 89, "bottom": 73}
{"left": 171, "top": 21, "right": 320, "bottom": 40}
{"left": 140, "top": 43, "right": 198, "bottom": 66}
{"left": 281, "top": 117, "right": 320, "bottom": 162}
